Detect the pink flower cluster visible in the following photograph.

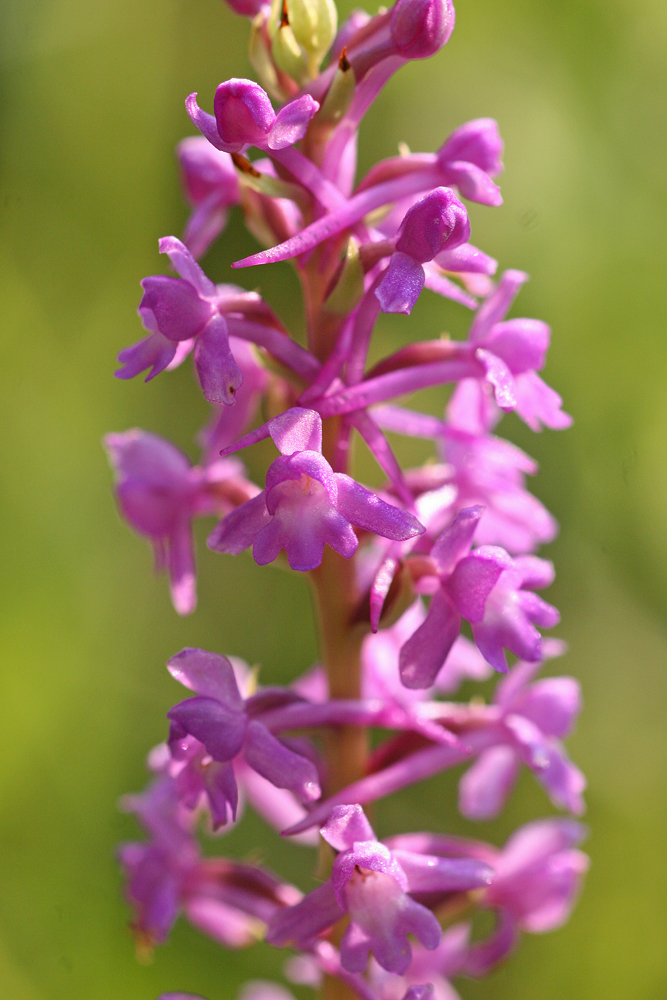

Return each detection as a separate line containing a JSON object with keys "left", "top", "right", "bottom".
{"left": 106, "top": 0, "right": 586, "bottom": 998}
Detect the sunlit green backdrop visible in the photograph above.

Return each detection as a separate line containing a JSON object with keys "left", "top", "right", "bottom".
{"left": 1, "top": 0, "right": 667, "bottom": 997}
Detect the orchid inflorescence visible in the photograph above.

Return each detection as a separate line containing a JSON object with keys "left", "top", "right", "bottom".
{"left": 105, "top": 1, "right": 587, "bottom": 998}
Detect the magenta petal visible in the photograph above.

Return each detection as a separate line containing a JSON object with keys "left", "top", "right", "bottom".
{"left": 243, "top": 720, "right": 321, "bottom": 803}
{"left": 435, "top": 243, "right": 497, "bottom": 275}
{"left": 375, "top": 253, "right": 425, "bottom": 314}
{"left": 438, "top": 119, "right": 503, "bottom": 175}
{"left": 402, "top": 988, "right": 434, "bottom": 1000}
{"left": 513, "top": 370, "right": 573, "bottom": 431}
{"left": 469, "top": 270, "right": 529, "bottom": 345}
{"left": 167, "top": 648, "right": 243, "bottom": 707}
{"left": 341, "top": 874, "right": 441, "bottom": 974}
{"left": 335, "top": 474, "right": 424, "bottom": 540}
{"left": 390, "top": 0, "right": 455, "bottom": 58}
{"left": 392, "top": 850, "right": 495, "bottom": 893}
{"left": 205, "top": 760, "right": 239, "bottom": 826}
{"left": 267, "top": 881, "right": 344, "bottom": 948}
{"left": 269, "top": 408, "right": 323, "bottom": 455}
{"left": 430, "top": 506, "right": 483, "bottom": 576}
{"left": 268, "top": 95, "right": 320, "bottom": 150}
{"left": 518, "top": 591, "right": 560, "bottom": 629}
{"left": 394, "top": 188, "right": 470, "bottom": 263}
{"left": 167, "top": 696, "right": 248, "bottom": 761}
{"left": 513, "top": 555, "right": 555, "bottom": 590}
{"left": 462, "top": 910, "right": 518, "bottom": 976}
{"left": 485, "top": 319, "right": 550, "bottom": 375}
{"left": 158, "top": 236, "right": 217, "bottom": 298}
{"left": 446, "top": 550, "right": 507, "bottom": 623}
{"left": 439, "top": 161, "right": 502, "bottom": 206}
{"left": 320, "top": 804, "right": 376, "bottom": 852}
{"left": 185, "top": 92, "right": 228, "bottom": 151}
{"left": 333, "top": 842, "right": 407, "bottom": 905}
{"left": 458, "top": 746, "right": 520, "bottom": 819}
{"left": 168, "top": 520, "right": 197, "bottom": 614}
{"left": 194, "top": 315, "right": 243, "bottom": 405}
{"left": 399, "top": 590, "right": 461, "bottom": 689}
{"left": 207, "top": 492, "right": 270, "bottom": 554}
{"left": 475, "top": 349, "right": 517, "bottom": 411}
{"left": 214, "top": 79, "right": 275, "bottom": 150}
{"left": 140, "top": 276, "right": 213, "bottom": 342}
{"left": 520, "top": 678, "right": 581, "bottom": 739}
{"left": 115, "top": 331, "right": 178, "bottom": 381}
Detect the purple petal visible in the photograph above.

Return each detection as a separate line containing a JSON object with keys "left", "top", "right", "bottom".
{"left": 205, "top": 760, "right": 239, "bottom": 827}
{"left": 207, "top": 491, "right": 270, "bottom": 555}
{"left": 422, "top": 265, "right": 478, "bottom": 308}
{"left": 399, "top": 590, "right": 461, "bottom": 689}
{"left": 520, "top": 678, "right": 581, "bottom": 739}
{"left": 115, "top": 331, "right": 177, "bottom": 381}
{"left": 167, "top": 648, "right": 243, "bottom": 707}
{"left": 243, "top": 720, "right": 321, "bottom": 803}
{"left": 334, "top": 840, "right": 407, "bottom": 904}
{"left": 268, "top": 95, "right": 320, "bottom": 150}
{"left": 430, "top": 506, "right": 483, "bottom": 576}
{"left": 462, "top": 910, "right": 518, "bottom": 976}
{"left": 504, "top": 715, "right": 586, "bottom": 813}
{"left": 518, "top": 591, "right": 560, "bottom": 629}
{"left": 485, "top": 319, "right": 550, "bottom": 375}
{"left": 438, "top": 119, "right": 503, "bottom": 175}
{"left": 469, "top": 270, "right": 528, "bottom": 345}
{"left": 513, "top": 371, "right": 573, "bottom": 431}
{"left": 475, "top": 349, "right": 517, "bottom": 411}
{"left": 269, "top": 408, "right": 322, "bottom": 455}
{"left": 320, "top": 804, "right": 376, "bottom": 852}
{"left": 394, "top": 188, "right": 470, "bottom": 264}
{"left": 168, "top": 520, "right": 197, "bottom": 615}
{"left": 104, "top": 429, "right": 191, "bottom": 484}
{"left": 390, "top": 0, "right": 455, "bottom": 58}
{"left": 513, "top": 555, "right": 555, "bottom": 590}
{"left": 392, "top": 849, "right": 495, "bottom": 892}
{"left": 438, "top": 161, "right": 502, "bottom": 206}
{"left": 458, "top": 746, "right": 519, "bottom": 819}
{"left": 341, "top": 872, "right": 441, "bottom": 974}
{"left": 194, "top": 314, "right": 243, "bottom": 405}
{"left": 282, "top": 741, "right": 472, "bottom": 836}
{"left": 402, "top": 988, "right": 434, "bottom": 1000}
{"left": 434, "top": 635, "right": 492, "bottom": 694}
{"left": 446, "top": 550, "right": 508, "bottom": 623}
{"left": 214, "top": 79, "right": 275, "bottom": 151}
{"left": 167, "top": 696, "right": 247, "bottom": 761}
{"left": 435, "top": 243, "right": 498, "bottom": 274}
{"left": 139, "top": 276, "right": 213, "bottom": 342}
{"left": 375, "top": 252, "right": 425, "bottom": 314}
{"left": 267, "top": 881, "right": 344, "bottom": 947}
{"left": 335, "top": 474, "right": 424, "bottom": 540}
{"left": 185, "top": 92, "right": 228, "bottom": 152}
{"left": 158, "top": 235, "right": 217, "bottom": 297}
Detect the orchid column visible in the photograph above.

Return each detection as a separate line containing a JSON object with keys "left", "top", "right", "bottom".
{"left": 106, "top": 2, "right": 587, "bottom": 1000}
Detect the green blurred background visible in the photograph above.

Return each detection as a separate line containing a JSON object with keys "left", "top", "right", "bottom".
{"left": 1, "top": 0, "right": 667, "bottom": 997}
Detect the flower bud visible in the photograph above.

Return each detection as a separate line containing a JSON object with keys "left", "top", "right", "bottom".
{"left": 390, "top": 0, "right": 455, "bottom": 59}
{"left": 269, "top": 0, "right": 338, "bottom": 81}
{"left": 395, "top": 187, "right": 470, "bottom": 263}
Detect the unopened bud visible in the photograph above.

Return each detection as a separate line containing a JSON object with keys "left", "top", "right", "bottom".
{"left": 390, "top": 0, "right": 454, "bottom": 59}
{"left": 395, "top": 187, "right": 469, "bottom": 263}
{"left": 268, "top": 0, "right": 338, "bottom": 80}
